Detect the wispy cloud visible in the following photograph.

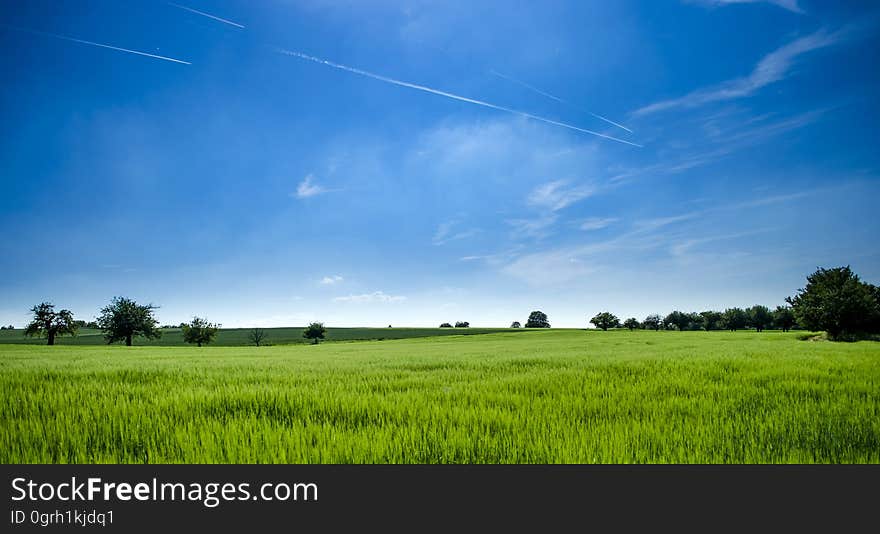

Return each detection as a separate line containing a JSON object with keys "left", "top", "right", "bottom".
{"left": 333, "top": 291, "right": 407, "bottom": 303}
{"left": 633, "top": 29, "right": 841, "bottom": 116}
{"left": 168, "top": 2, "right": 245, "bottom": 28}
{"left": 489, "top": 69, "right": 633, "bottom": 133}
{"left": 528, "top": 180, "right": 595, "bottom": 211}
{"left": 12, "top": 27, "right": 190, "bottom": 65}
{"left": 506, "top": 215, "right": 558, "bottom": 240}
{"left": 278, "top": 48, "right": 642, "bottom": 147}
{"left": 686, "top": 0, "right": 804, "bottom": 14}
{"left": 294, "top": 174, "right": 333, "bottom": 199}
{"left": 433, "top": 219, "right": 480, "bottom": 245}
{"left": 320, "top": 275, "right": 343, "bottom": 285}
{"left": 578, "top": 217, "right": 619, "bottom": 231}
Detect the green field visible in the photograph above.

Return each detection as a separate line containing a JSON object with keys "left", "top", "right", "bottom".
{"left": 1, "top": 330, "right": 878, "bottom": 463}
{"left": 0, "top": 326, "right": 526, "bottom": 346}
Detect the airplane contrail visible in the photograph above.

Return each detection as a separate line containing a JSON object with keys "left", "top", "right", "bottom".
{"left": 278, "top": 49, "right": 641, "bottom": 147}
{"left": 490, "top": 69, "right": 633, "bottom": 134}
{"left": 168, "top": 2, "right": 245, "bottom": 29}
{"left": 6, "top": 26, "right": 190, "bottom": 65}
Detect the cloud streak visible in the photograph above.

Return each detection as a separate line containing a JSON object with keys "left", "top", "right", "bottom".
{"left": 490, "top": 70, "right": 633, "bottom": 133}
{"left": 633, "top": 29, "right": 841, "bottom": 116}
{"left": 688, "top": 0, "right": 804, "bottom": 14}
{"left": 11, "top": 27, "right": 190, "bottom": 65}
{"left": 294, "top": 174, "right": 334, "bottom": 198}
{"left": 278, "top": 49, "right": 642, "bottom": 147}
{"left": 334, "top": 291, "right": 407, "bottom": 303}
{"left": 168, "top": 3, "right": 245, "bottom": 28}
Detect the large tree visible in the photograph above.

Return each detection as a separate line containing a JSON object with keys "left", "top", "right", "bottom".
{"left": 248, "top": 328, "right": 267, "bottom": 347}
{"left": 642, "top": 314, "right": 662, "bottom": 331}
{"left": 746, "top": 305, "right": 773, "bottom": 333}
{"left": 623, "top": 317, "right": 640, "bottom": 331}
{"left": 721, "top": 308, "right": 749, "bottom": 332}
{"left": 786, "top": 266, "right": 880, "bottom": 340}
{"left": 303, "top": 322, "right": 326, "bottom": 344}
{"left": 97, "top": 297, "right": 161, "bottom": 346}
{"left": 590, "top": 312, "right": 620, "bottom": 331}
{"left": 773, "top": 306, "right": 796, "bottom": 332}
{"left": 664, "top": 310, "right": 690, "bottom": 332}
{"left": 525, "top": 311, "right": 550, "bottom": 328}
{"left": 24, "top": 302, "right": 77, "bottom": 345}
{"left": 181, "top": 317, "right": 220, "bottom": 347}
{"left": 700, "top": 311, "right": 723, "bottom": 331}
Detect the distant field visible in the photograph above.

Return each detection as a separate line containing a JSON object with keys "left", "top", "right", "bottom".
{"left": 0, "top": 326, "right": 528, "bottom": 346}
{"left": 1, "top": 330, "right": 878, "bottom": 463}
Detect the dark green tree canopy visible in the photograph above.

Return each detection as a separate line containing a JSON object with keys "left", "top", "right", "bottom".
{"left": 439, "top": 323, "right": 453, "bottom": 328}
{"left": 510, "top": 321, "right": 522, "bottom": 328}
{"left": 642, "top": 314, "right": 662, "bottom": 331}
{"left": 24, "top": 302, "right": 77, "bottom": 346}
{"left": 97, "top": 296, "right": 161, "bottom": 346}
{"left": 773, "top": 306, "right": 796, "bottom": 332}
{"left": 590, "top": 312, "right": 620, "bottom": 331}
{"left": 525, "top": 311, "right": 550, "bottom": 328}
{"left": 746, "top": 305, "right": 773, "bottom": 332}
{"left": 721, "top": 308, "right": 749, "bottom": 331}
{"left": 623, "top": 318, "right": 639, "bottom": 331}
{"left": 664, "top": 311, "right": 690, "bottom": 331}
{"left": 786, "top": 266, "right": 880, "bottom": 340}
{"left": 700, "top": 311, "right": 723, "bottom": 331}
{"left": 303, "top": 322, "right": 326, "bottom": 344}
{"left": 181, "top": 317, "right": 220, "bottom": 347}
{"left": 454, "top": 321, "right": 470, "bottom": 328}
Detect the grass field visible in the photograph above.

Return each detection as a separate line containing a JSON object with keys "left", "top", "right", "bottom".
{"left": 0, "top": 326, "right": 526, "bottom": 346}
{"left": 1, "top": 330, "right": 878, "bottom": 463}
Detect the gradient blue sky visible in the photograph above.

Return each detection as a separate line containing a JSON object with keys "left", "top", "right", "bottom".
{"left": 2, "top": 0, "right": 879, "bottom": 328}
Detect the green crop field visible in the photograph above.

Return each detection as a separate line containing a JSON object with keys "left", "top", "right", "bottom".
{"left": 1, "top": 330, "right": 878, "bottom": 463}
{"left": 0, "top": 326, "right": 526, "bottom": 346}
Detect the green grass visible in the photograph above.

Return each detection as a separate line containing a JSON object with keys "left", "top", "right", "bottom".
{"left": 1, "top": 330, "right": 878, "bottom": 463}
{"left": 0, "top": 326, "right": 527, "bottom": 346}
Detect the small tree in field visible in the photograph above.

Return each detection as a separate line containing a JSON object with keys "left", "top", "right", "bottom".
{"left": 249, "top": 328, "right": 267, "bottom": 346}
{"left": 721, "top": 308, "right": 748, "bottom": 332}
{"left": 439, "top": 323, "right": 452, "bottom": 328}
{"left": 24, "top": 302, "right": 77, "bottom": 345}
{"left": 642, "top": 314, "right": 662, "bottom": 331}
{"left": 510, "top": 321, "right": 521, "bottom": 328}
{"left": 664, "top": 311, "right": 690, "bottom": 331}
{"left": 623, "top": 318, "right": 639, "bottom": 331}
{"left": 525, "top": 311, "right": 550, "bottom": 328}
{"left": 590, "top": 312, "right": 620, "bottom": 331}
{"left": 454, "top": 321, "right": 470, "bottom": 328}
{"left": 181, "top": 317, "right": 220, "bottom": 347}
{"left": 97, "top": 296, "right": 161, "bottom": 346}
{"left": 303, "top": 322, "right": 326, "bottom": 344}
{"left": 773, "top": 306, "right": 795, "bottom": 332}
{"left": 700, "top": 311, "right": 723, "bottom": 331}
{"left": 746, "top": 305, "right": 773, "bottom": 332}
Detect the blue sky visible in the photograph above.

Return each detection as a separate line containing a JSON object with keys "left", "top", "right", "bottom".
{"left": 1, "top": 0, "right": 879, "bottom": 328}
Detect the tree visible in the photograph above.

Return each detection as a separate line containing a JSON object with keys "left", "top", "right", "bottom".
{"left": 439, "top": 323, "right": 453, "bottom": 328}
{"left": 181, "top": 317, "right": 220, "bottom": 347}
{"left": 786, "top": 266, "right": 880, "bottom": 340}
{"left": 24, "top": 302, "right": 77, "bottom": 345}
{"left": 97, "top": 296, "right": 161, "bottom": 346}
{"left": 303, "top": 322, "right": 326, "bottom": 344}
{"left": 249, "top": 328, "right": 267, "bottom": 347}
{"left": 590, "top": 312, "right": 620, "bottom": 331}
{"left": 642, "top": 314, "right": 662, "bottom": 331}
{"left": 721, "top": 308, "right": 748, "bottom": 332}
{"left": 773, "top": 306, "right": 796, "bottom": 332}
{"left": 454, "top": 321, "right": 470, "bottom": 328}
{"left": 510, "top": 321, "right": 522, "bottom": 328}
{"left": 664, "top": 311, "right": 690, "bottom": 332}
{"left": 746, "top": 305, "right": 773, "bottom": 333}
{"left": 525, "top": 311, "right": 550, "bottom": 328}
{"left": 700, "top": 311, "right": 723, "bottom": 331}
{"left": 623, "top": 318, "right": 639, "bottom": 331}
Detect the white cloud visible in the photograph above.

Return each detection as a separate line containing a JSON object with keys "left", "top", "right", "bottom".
{"left": 578, "top": 217, "right": 618, "bottom": 231}
{"left": 506, "top": 214, "right": 558, "bottom": 240}
{"left": 320, "top": 275, "right": 344, "bottom": 285}
{"left": 687, "top": 0, "right": 804, "bottom": 14}
{"left": 294, "top": 173, "right": 330, "bottom": 198}
{"left": 528, "top": 179, "right": 595, "bottom": 211}
{"left": 433, "top": 219, "right": 480, "bottom": 246}
{"left": 333, "top": 291, "right": 407, "bottom": 303}
{"left": 633, "top": 29, "right": 841, "bottom": 116}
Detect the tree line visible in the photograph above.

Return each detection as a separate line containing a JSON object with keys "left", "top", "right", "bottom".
{"left": 16, "top": 266, "right": 880, "bottom": 345}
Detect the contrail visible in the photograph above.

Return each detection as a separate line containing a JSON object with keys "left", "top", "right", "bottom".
{"left": 6, "top": 26, "right": 190, "bottom": 64}
{"left": 490, "top": 69, "right": 633, "bottom": 134}
{"left": 279, "top": 49, "right": 641, "bottom": 147}
{"left": 168, "top": 2, "right": 245, "bottom": 29}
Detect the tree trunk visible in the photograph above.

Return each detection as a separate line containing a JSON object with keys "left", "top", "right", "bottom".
{"left": 198, "top": 342, "right": 202, "bottom": 347}
{"left": 126, "top": 335, "right": 132, "bottom": 347}
{"left": 47, "top": 331, "right": 55, "bottom": 346}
